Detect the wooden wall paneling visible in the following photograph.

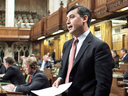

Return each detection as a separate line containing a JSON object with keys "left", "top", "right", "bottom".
{"left": 67, "top": 0, "right": 78, "bottom": 9}
{"left": 94, "top": 0, "right": 112, "bottom": 18}
{"left": 112, "top": 34, "right": 123, "bottom": 57}
{"left": 33, "top": 41, "right": 40, "bottom": 49}
{"left": 79, "top": 0, "right": 95, "bottom": 18}
{"left": 33, "top": 20, "right": 42, "bottom": 40}
{"left": 0, "top": 27, "right": 19, "bottom": 39}
{"left": 46, "top": 6, "right": 63, "bottom": 35}
{"left": 42, "top": 18, "right": 47, "bottom": 35}
{"left": 30, "top": 26, "right": 34, "bottom": 41}
{"left": 95, "top": 0, "right": 106, "bottom": 8}
{"left": 107, "top": 0, "right": 128, "bottom": 12}
{"left": 62, "top": 7, "right": 67, "bottom": 30}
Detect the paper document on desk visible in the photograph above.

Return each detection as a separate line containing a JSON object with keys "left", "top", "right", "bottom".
{"left": 31, "top": 82, "right": 72, "bottom": 96}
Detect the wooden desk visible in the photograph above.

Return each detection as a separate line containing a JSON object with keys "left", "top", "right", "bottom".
{"left": 112, "top": 76, "right": 123, "bottom": 87}
{"left": 120, "top": 64, "right": 128, "bottom": 71}
{"left": 118, "top": 81, "right": 127, "bottom": 87}
{"left": 0, "top": 92, "right": 27, "bottom": 96}
{"left": 113, "top": 68, "right": 126, "bottom": 74}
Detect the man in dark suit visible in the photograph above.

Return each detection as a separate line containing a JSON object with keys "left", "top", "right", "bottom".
{"left": 6, "top": 57, "right": 50, "bottom": 96}
{"left": 121, "top": 48, "right": 128, "bottom": 63}
{"left": 1, "top": 57, "right": 25, "bottom": 85}
{"left": 52, "top": 49, "right": 55, "bottom": 60}
{"left": 111, "top": 50, "right": 120, "bottom": 68}
{"left": 0, "top": 57, "right": 7, "bottom": 74}
{"left": 40, "top": 55, "right": 52, "bottom": 71}
{"left": 53, "top": 5, "right": 114, "bottom": 96}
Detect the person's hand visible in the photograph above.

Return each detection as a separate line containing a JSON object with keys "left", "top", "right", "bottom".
{"left": 52, "top": 78, "right": 62, "bottom": 88}
{"left": 0, "top": 74, "right": 5, "bottom": 77}
{"left": 6, "top": 84, "right": 15, "bottom": 92}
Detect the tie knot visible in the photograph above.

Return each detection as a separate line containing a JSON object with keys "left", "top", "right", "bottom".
{"left": 73, "top": 38, "right": 79, "bottom": 44}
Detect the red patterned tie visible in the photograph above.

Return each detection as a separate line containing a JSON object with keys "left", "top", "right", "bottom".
{"left": 65, "top": 38, "right": 79, "bottom": 83}
{"left": 29, "top": 76, "right": 32, "bottom": 83}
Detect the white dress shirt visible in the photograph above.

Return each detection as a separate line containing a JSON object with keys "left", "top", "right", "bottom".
{"left": 40, "top": 61, "right": 46, "bottom": 71}
{"left": 69, "top": 29, "right": 90, "bottom": 60}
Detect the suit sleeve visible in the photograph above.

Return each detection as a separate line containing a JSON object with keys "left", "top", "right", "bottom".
{"left": 3, "top": 67, "right": 14, "bottom": 80}
{"left": 16, "top": 73, "right": 47, "bottom": 93}
{"left": 94, "top": 42, "right": 114, "bottom": 96}
{"left": 123, "top": 66, "right": 128, "bottom": 80}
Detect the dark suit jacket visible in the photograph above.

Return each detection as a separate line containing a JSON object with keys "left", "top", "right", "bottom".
{"left": 52, "top": 52, "right": 55, "bottom": 60}
{"left": 38, "top": 60, "right": 42, "bottom": 67}
{"left": 16, "top": 69, "right": 50, "bottom": 96}
{"left": 59, "top": 32, "right": 114, "bottom": 96}
{"left": 44, "top": 61, "right": 52, "bottom": 68}
{"left": 122, "top": 54, "right": 128, "bottom": 63}
{"left": 0, "top": 65, "right": 6, "bottom": 74}
{"left": 3, "top": 65, "right": 25, "bottom": 85}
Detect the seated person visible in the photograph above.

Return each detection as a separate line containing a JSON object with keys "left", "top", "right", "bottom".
{"left": 37, "top": 57, "right": 42, "bottom": 67}
{"left": 111, "top": 50, "right": 120, "bottom": 68}
{"left": 121, "top": 48, "right": 128, "bottom": 63}
{"left": 0, "top": 57, "right": 8, "bottom": 74}
{"left": 40, "top": 55, "right": 52, "bottom": 71}
{"left": 1, "top": 57, "right": 25, "bottom": 85}
{"left": 6, "top": 57, "right": 50, "bottom": 96}
{"left": 0, "top": 57, "right": 2, "bottom": 68}
{"left": 0, "top": 65, "right": 6, "bottom": 74}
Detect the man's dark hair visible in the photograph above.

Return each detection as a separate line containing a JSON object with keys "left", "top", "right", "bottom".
{"left": 121, "top": 48, "right": 127, "bottom": 53}
{"left": 66, "top": 5, "right": 92, "bottom": 27}
{"left": 5, "top": 57, "right": 15, "bottom": 65}
{"left": 111, "top": 50, "right": 117, "bottom": 55}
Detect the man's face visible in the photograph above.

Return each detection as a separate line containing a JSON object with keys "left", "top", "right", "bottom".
{"left": 23, "top": 63, "right": 32, "bottom": 75}
{"left": 121, "top": 50, "right": 125, "bottom": 56}
{"left": 44, "top": 56, "right": 49, "bottom": 62}
{"left": 66, "top": 8, "right": 85, "bottom": 36}
{"left": 111, "top": 51, "right": 116, "bottom": 58}
{"left": 3, "top": 59, "right": 8, "bottom": 69}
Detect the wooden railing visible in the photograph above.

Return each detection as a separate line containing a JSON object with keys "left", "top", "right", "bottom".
{"left": 46, "top": 5, "right": 63, "bottom": 35}
{"left": 31, "top": 19, "right": 44, "bottom": 41}
{"left": 0, "top": 27, "right": 30, "bottom": 41}
{"left": 1, "top": 0, "right": 128, "bottom": 41}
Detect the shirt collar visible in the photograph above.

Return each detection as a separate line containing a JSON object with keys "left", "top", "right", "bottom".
{"left": 75, "top": 29, "right": 90, "bottom": 42}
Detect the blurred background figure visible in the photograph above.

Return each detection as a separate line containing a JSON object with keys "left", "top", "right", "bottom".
{"left": 19, "top": 56, "right": 25, "bottom": 65}
{"left": 52, "top": 49, "right": 55, "bottom": 61}
{"left": 40, "top": 55, "right": 51, "bottom": 71}
{"left": 47, "top": 52, "right": 52, "bottom": 61}
{"left": 37, "top": 57, "right": 42, "bottom": 67}
{"left": 0, "top": 57, "right": 2, "bottom": 68}
{"left": 121, "top": 48, "right": 128, "bottom": 63}
{"left": 1, "top": 57, "right": 25, "bottom": 85}
{"left": 0, "top": 57, "right": 7, "bottom": 74}
{"left": 111, "top": 50, "right": 120, "bottom": 68}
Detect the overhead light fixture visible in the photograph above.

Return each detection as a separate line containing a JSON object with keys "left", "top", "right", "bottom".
{"left": 91, "top": 19, "right": 96, "bottom": 22}
{"left": 37, "top": 36, "right": 45, "bottom": 40}
{"left": 53, "top": 30, "right": 64, "bottom": 35}
{"left": 117, "top": 7, "right": 128, "bottom": 12}
{"left": 111, "top": 20, "right": 127, "bottom": 23}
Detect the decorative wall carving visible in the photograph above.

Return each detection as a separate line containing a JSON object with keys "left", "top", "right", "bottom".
{"left": 108, "top": 0, "right": 128, "bottom": 10}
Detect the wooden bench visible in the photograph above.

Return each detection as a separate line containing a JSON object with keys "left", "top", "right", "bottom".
{"left": 112, "top": 76, "right": 123, "bottom": 87}
{"left": 110, "top": 86, "right": 127, "bottom": 96}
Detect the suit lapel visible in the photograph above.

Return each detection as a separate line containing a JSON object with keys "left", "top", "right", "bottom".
{"left": 72, "top": 32, "right": 92, "bottom": 69}
{"left": 62, "top": 39, "right": 74, "bottom": 71}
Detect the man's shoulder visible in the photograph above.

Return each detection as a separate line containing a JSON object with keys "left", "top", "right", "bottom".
{"left": 34, "top": 70, "right": 47, "bottom": 78}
